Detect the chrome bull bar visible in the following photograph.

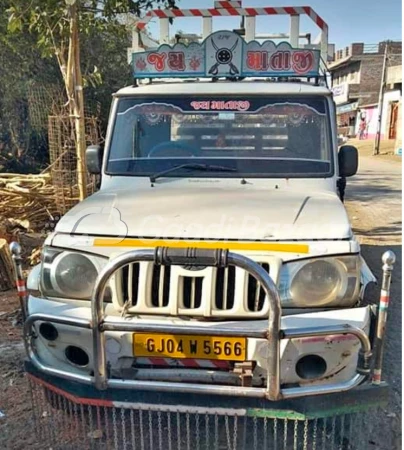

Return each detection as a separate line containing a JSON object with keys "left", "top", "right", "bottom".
{"left": 24, "top": 248, "right": 372, "bottom": 401}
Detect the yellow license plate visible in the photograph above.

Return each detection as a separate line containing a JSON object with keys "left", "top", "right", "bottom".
{"left": 133, "top": 333, "right": 246, "bottom": 361}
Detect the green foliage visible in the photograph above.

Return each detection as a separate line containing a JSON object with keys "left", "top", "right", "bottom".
{"left": 0, "top": 0, "right": 60, "bottom": 172}
{"left": 81, "top": 26, "right": 133, "bottom": 129}
{"left": 7, "top": 1, "right": 178, "bottom": 58}
{"left": 3, "top": 0, "right": 179, "bottom": 171}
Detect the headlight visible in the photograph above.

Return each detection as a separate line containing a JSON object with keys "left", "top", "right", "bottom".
{"left": 291, "top": 260, "right": 345, "bottom": 305}
{"left": 41, "top": 248, "right": 107, "bottom": 300}
{"left": 279, "top": 255, "right": 360, "bottom": 307}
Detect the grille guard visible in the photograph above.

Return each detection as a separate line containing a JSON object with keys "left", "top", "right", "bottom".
{"left": 24, "top": 248, "right": 373, "bottom": 401}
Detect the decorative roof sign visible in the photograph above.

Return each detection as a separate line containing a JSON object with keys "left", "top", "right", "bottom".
{"left": 133, "top": 30, "right": 320, "bottom": 79}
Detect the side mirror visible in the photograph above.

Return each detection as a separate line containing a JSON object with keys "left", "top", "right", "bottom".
{"left": 338, "top": 145, "right": 358, "bottom": 177}
{"left": 86, "top": 145, "right": 103, "bottom": 174}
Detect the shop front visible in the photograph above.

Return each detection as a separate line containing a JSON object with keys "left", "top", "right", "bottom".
{"left": 336, "top": 102, "right": 359, "bottom": 137}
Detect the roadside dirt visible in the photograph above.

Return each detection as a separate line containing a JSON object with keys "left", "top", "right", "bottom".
{"left": 348, "top": 138, "right": 402, "bottom": 163}
{"left": 0, "top": 291, "right": 39, "bottom": 449}
{"left": 0, "top": 153, "right": 401, "bottom": 449}
{"left": 345, "top": 153, "right": 402, "bottom": 450}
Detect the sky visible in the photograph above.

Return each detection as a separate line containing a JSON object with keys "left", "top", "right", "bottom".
{"left": 146, "top": 0, "right": 402, "bottom": 49}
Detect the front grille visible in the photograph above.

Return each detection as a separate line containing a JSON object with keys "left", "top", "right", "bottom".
{"left": 215, "top": 266, "right": 236, "bottom": 310}
{"left": 181, "top": 276, "right": 203, "bottom": 309}
{"left": 118, "top": 263, "right": 140, "bottom": 306}
{"left": 247, "top": 263, "right": 270, "bottom": 312}
{"left": 113, "top": 259, "right": 275, "bottom": 318}
{"left": 151, "top": 265, "right": 171, "bottom": 307}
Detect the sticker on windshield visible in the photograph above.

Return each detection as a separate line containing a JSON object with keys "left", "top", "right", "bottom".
{"left": 190, "top": 100, "right": 250, "bottom": 111}
{"left": 288, "top": 111, "right": 307, "bottom": 126}
{"left": 145, "top": 112, "right": 164, "bottom": 126}
{"left": 118, "top": 102, "right": 184, "bottom": 117}
{"left": 117, "top": 100, "right": 326, "bottom": 118}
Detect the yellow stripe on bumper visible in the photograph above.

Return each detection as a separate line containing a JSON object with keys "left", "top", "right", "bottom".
{"left": 93, "top": 238, "right": 309, "bottom": 254}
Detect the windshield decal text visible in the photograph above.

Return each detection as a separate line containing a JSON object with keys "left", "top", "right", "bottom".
{"left": 191, "top": 100, "right": 250, "bottom": 112}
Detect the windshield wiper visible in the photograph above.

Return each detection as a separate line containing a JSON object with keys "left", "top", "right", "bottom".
{"left": 149, "top": 163, "right": 237, "bottom": 183}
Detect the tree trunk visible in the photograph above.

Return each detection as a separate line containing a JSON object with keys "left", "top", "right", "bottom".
{"left": 73, "top": 14, "right": 87, "bottom": 201}
{"left": 66, "top": 2, "right": 87, "bottom": 201}
{"left": 0, "top": 239, "right": 15, "bottom": 291}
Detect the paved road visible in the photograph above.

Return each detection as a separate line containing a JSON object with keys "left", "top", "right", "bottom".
{"left": 346, "top": 155, "right": 402, "bottom": 450}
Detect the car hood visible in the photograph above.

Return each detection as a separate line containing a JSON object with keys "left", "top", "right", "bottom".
{"left": 55, "top": 185, "right": 352, "bottom": 241}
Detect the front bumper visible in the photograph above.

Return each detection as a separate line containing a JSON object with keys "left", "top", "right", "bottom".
{"left": 28, "top": 295, "right": 373, "bottom": 389}
{"left": 25, "top": 359, "right": 389, "bottom": 419}
{"left": 24, "top": 248, "right": 375, "bottom": 402}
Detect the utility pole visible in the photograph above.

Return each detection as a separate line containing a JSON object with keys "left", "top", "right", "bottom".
{"left": 66, "top": 0, "right": 87, "bottom": 200}
{"left": 373, "top": 42, "right": 389, "bottom": 156}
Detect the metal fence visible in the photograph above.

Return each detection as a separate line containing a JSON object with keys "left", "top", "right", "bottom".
{"left": 48, "top": 114, "right": 100, "bottom": 214}
{"left": 26, "top": 82, "right": 103, "bottom": 215}
{"left": 28, "top": 84, "right": 66, "bottom": 132}
{"left": 23, "top": 377, "right": 387, "bottom": 450}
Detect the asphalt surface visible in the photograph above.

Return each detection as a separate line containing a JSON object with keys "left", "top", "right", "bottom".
{"left": 346, "top": 154, "right": 402, "bottom": 450}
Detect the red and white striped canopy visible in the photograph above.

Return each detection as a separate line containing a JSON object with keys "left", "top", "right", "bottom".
{"left": 136, "top": 3, "right": 328, "bottom": 33}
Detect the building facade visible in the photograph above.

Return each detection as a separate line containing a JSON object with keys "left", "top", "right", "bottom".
{"left": 329, "top": 41, "right": 402, "bottom": 140}
{"left": 384, "top": 65, "right": 402, "bottom": 153}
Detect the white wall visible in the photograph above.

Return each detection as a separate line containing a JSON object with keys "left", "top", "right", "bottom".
{"left": 355, "top": 106, "right": 378, "bottom": 138}
{"left": 354, "top": 90, "right": 402, "bottom": 139}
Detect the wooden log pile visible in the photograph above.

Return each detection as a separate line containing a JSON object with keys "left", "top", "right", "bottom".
{"left": 0, "top": 172, "right": 86, "bottom": 285}
{"left": 0, "top": 239, "right": 15, "bottom": 291}
{"left": 0, "top": 172, "right": 62, "bottom": 286}
{"left": 0, "top": 173, "right": 59, "bottom": 234}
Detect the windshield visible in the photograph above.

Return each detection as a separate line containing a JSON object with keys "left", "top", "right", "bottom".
{"left": 107, "top": 95, "right": 333, "bottom": 178}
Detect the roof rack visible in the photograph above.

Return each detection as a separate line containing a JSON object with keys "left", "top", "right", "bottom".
{"left": 131, "top": 1, "right": 329, "bottom": 62}
{"left": 130, "top": 2, "right": 330, "bottom": 85}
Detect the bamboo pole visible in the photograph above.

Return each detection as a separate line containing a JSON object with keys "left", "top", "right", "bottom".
{"left": 73, "top": 6, "right": 87, "bottom": 200}
{"left": 65, "top": 7, "right": 74, "bottom": 100}
{"left": 68, "top": 1, "right": 87, "bottom": 200}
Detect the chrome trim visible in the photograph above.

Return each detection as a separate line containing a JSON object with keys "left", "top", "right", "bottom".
{"left": 91, "top": 250, "right": 281, "bottom": 398}
{"left": 101, "top": 321, "right": 268, "bottom": 338}
{"left": 282, "top": 324, "right": 372, "bottom": 354}
{"left": 282, "top": 374, "right": 365, "bottom": 399}
{"left": 24, "top": 249, "right": 373, "bottom": 401}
